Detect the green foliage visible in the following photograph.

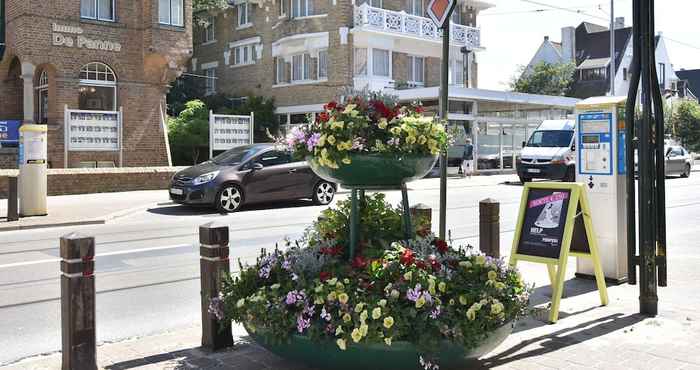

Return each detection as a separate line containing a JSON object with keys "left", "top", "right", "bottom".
{"left": 227, "top": 96, "right": 278, "bottom": 143}
{"left": 168, "top": 100, "right": 210, "bottom": 165}
{"left": 667, "top": 99, "right": 700, "bottom": 151}
{"left": 510, "top": 62, "right": 576, "bottom": 96}
{"left": 193, "top": 0, "right": 230, "bottom": 24}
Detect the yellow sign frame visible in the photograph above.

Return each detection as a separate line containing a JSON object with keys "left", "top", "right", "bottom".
{"left": 509, "top": 182, "right": 608, "bottom": 323}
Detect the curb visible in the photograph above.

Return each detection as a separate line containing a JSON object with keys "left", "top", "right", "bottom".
{"left": 0, "top": 219, "right": 105, "bottom": 232}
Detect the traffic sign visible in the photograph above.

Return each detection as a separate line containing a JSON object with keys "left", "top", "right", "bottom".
{"left": 427, "top": 0, "right": 457, "bottom": 29}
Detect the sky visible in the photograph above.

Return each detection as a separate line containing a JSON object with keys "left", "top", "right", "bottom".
{"left": 475, "top": 0, "right": 700, "bottom": 90}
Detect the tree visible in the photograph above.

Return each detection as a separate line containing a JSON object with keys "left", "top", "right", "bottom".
{"left": 192, "top": 0, "right": 229, "bottom": 24}
{"left": 168, "top": 100, "right": 210, "bottom": 165}
{"left": 667, "top": 99, "right": 700, "bottom": 151}
{"left": 228, "top": 96, "right": 278, "bottom": 143}
{"left": 510, "top": 62, "right": 576, "bottom": 96}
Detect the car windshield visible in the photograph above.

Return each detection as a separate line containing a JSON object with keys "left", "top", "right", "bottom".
{"left": 211, "top": 146, "right": 260, "bottom": 165}
{"left": 527, "top": 130, "right": 574, "bottom": 148}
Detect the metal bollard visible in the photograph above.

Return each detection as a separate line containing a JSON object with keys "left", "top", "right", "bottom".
{"left": 60, "top": 233, "right": 97, "bottom": 370}
{"left": 199, "top": 222, "right": 234, "bottom": 350}
{"left": 7, "top": 176, "right": 19, "bottom": 222}
{"left": 479, "top": 198, "right": 500, "bottom": 258}
{"left": 410, "top": 203, "right": 432, "bottom": 231}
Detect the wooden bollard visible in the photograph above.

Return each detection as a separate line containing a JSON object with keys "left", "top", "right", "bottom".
{"left": 7, "top": 176, "right": 18, "bottom": 221}
{"left": 60, "top": 233, "right": 97, "bottom": 370}
{"left": 199, "top": 222, "right": 234, "bottom": 350}
{"left": 410, "top": 203, "right": 433, "bottom": 231}
{"left": 479, "top": 198, "right": 500, "bottom": 258}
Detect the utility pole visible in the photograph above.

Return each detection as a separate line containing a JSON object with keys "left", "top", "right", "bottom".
{"left": 610, "top": 0, "right": 616, "bottom": 96}
{"left": 439, "top": 18, "right": 450, "bottom": 241}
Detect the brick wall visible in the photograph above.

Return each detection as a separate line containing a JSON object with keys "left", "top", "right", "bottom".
{"left": 0, "top": 167, "right": 187, "bottom": 198}
{"left": 0, "top": 150, "right": 19, "bottom": 169}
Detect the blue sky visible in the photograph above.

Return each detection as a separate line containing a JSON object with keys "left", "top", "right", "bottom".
{"left": 476, "top": 0, "right": 700, "bottom": 90}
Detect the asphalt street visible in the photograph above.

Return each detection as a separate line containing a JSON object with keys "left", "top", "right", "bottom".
{"left": 1, "top": 173, "right": 699, "bottom": 365}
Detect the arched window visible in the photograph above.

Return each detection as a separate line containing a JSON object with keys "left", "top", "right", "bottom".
{"left": 36, "top": 70, "right": 49, "bottom": 124}
{"left": 78, "top": 62, "right": 117, "bottom": 111}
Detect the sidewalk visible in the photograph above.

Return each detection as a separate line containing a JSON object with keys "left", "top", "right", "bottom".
{"left": 0, "top": 190, "right": 170, "bottom": 232}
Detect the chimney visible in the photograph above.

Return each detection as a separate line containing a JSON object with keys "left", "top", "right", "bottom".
{"left": 561, "top": 27, "right": 575, "bottom": 63}
{"left": 544, "top": 36, "right": 549, "bottom": 41}
{"left": 615, "top": 17, "right": 625, "bottom": 29}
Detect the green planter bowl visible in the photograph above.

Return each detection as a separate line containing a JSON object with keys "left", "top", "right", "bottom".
{"left": 307, "top": 153, "right": 439, "bottom": 188}
{"left": 245, "top": 322, "right": 512, "bottom": 370}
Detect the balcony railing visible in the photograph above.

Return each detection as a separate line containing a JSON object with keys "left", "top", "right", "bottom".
{"left": 353, "top": 3, "right": 481, "bottom": 50}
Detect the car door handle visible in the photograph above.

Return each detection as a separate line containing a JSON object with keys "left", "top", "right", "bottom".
{"left": 288, "top": 169, "right": 297, "bottom": 173}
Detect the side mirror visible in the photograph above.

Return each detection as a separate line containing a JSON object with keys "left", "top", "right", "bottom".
{"left": 571, "top": 143, "right": 576, "bottom": 151}
{"left": 521, "top": 141, "right": 526, "bottom": 148}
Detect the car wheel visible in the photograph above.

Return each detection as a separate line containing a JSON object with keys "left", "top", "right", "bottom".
{"left": 564, "top": 166, "right": 576, "bottom": 182}
{"left": 519, "top": 176, "right": 531, "bottom": 184}
{"left": 681, "top": 164, "right": 691, "bottom": 178}
{"left": 217, "top": 184, "right": 243, "bottom": 213}
{"left": 313, "top": 181, "right": 335, "bottom": 205}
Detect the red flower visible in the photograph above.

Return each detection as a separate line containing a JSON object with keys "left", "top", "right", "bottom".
{"left": 415, "top": 260, "right": 428, "bottom": 270}
{"left": 400, "top": 249, "right": 415, "bottom": 266}
{"left": 428, "top": 255, "right": 441, "bottom": 272}
{"left": 318, "top": 112, "right": 330, "bottom": 123}
{"left": 319, "top": 271, "right": 332, "bottom": 281}
{"left": 320, "top": 246, "right": 343, "bottom": 256}
{"left": 352, "top": 255, "right": 368, "bottom": 269}
{"left": 324, "top": 101, "right": 338, "bottom": 111}
{"left": 434, "top": 239, "right": 449, "bottom": 254}
{"left": 415, "top": 105, "right": 425, "bottom": 114}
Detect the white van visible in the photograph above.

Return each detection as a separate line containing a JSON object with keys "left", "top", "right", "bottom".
{"left": 516, "top": 120, "right": 576, "bottom": 183}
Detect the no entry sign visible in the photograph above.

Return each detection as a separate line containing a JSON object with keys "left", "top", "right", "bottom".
{"left": 427, "top": 0, "right": 457, "bottom": 28}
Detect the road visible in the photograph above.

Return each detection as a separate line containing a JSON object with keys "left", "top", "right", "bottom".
{"left": 1, "top": 173, "right": 699, "bottom": 365}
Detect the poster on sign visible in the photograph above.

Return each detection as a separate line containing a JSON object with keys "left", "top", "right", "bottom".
{"left": 0, "top": 120, "right": 21, "bottom": 146}
{"left": 209, "top": 112, "right": 254, "bottom": 157}
{"left": 516, "top": 189, "right": 572, "bottom": 259}
{"left": 66, "top": 110, "right": 121, "bottom": 151}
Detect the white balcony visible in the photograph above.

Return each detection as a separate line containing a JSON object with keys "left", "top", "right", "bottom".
{"left": 353, "top": 3, "right": 481, "bottom": 50}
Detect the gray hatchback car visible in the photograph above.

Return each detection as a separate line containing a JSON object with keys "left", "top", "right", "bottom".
{"left": 169, "top": 144, "right": 336, "bottom": 212}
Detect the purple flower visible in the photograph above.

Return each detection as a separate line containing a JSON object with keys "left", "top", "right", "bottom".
{"left": 429, "top": 306, "right": 441, "bottom": 319}
{"left": 320, "top": 307, "right": 332, "bottom": 321}
{"left": 407, "top": 283, "right": 422, "bottom": 302}
{"left": 351, "top": 138, "right": 365, "bottom": 151}
{"left": 387, "top": 138, "right": 400, "bottom": 146}
{"left": 207, "top": 295, "right": 224, "bottom": 321}
{"left": 306, "top": 133, "right": 321, "bottom": 151}
{"left": 286, "top": 290, "right": 306, "bottom": 305}
{"left": 297, "top": 315, "right": 311, "bottom": 333}
{"left": 423, "top": 291, "right": 433, "bottom": 305}
{"left": 303, "top": 304, "right": 315, "bottom": 317}
{"left": 287, "top": 127, "right": 307, "bottom": 147}
{"left": 282, "top": 259, "right": 292, "bottom": 271}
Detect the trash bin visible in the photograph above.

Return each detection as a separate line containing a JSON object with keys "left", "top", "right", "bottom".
{"left": 18, "top": 124, "right": 48, "bottom": 217}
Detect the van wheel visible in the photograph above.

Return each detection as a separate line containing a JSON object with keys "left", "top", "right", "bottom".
{"left": 519, "top": 176, "right": 531, "bottom": 184}
{"left": 564, "top": 167, "right": 576, "bottom": 182}
{"left": 681, "top": 164, "right": 691, "bottom": 178}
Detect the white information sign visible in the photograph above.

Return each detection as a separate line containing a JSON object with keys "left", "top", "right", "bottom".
{"left": 209, "top": 111, "right": 254, "bottom": 157}
{"left": 66, "top": 110, "right": 121, "bottom": 151}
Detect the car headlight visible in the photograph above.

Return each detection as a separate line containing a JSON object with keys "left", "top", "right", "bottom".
{"left": 193, "top": 171, "right": 220, "bottom": 185}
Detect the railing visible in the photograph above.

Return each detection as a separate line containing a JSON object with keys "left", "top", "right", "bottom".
{"left": 353, "top": 3, "right": 481, "bottom": 50}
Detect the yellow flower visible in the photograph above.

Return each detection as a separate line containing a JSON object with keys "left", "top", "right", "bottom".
{"left": 403, "top": 271, "right": 412, "bottom": 281}
{"left": 488, "top": 270, "right": 498, "bottom": 281}
{"left": 315, "top": 285, "right": 323, "bottom": 293}
{"left": 360, "top": 310, "right": 368, "bottom": 322}
{"left": 344, "top": 104, "right": 357, "bottom": 114}
{"left": 328, "top": 161, "right": 339, "bottom": 169}
{"left": 327, "top": 291, "right": 337, "bottom": 302}
{"left": 384, "top": 337, "right": 392, "bottom": 346}
{"left": 359, "top": 323, "right": 368, "bottom": 337}
{"left": 327, "top": 135, "right": 337, "bottom": 145}
{"left": 467, "top": 309, "right": 476, "bottom": 321}
{"left": 449, "top": 299, "right": 456, "bottom": 306}
{"left": 415, "top": 296, "right": 426, "bottom": 309}
{"left": 321, "top": 148, "right": 329, "bottom": 159}
{"left": 354, "top": 303, "right": 365, "bottom": 313}
{"left": 378, "top": 119, "right": 388, "bottom": 129}
{"left": 491, "top": 302, "right": 504, "bottom": 315}
{"left": 495, "top": 282, "right": 506, "bottom": 290}
{"left": 326, "top": 278, "right": 338, "bottom": 285}
{"left": 438, "top": 282, "right": 447, "bottom": 293}
{"left": 378, "top": 299, "right": 387, "bottom": 307}
{"left": 336, "top": 326, "right": 344, "bottom": 336}
{"left": 342, "top": 157, "right": 352, "bottom": 165}
{"left": 314, "top": 296, "right": 324, "bottom": 305}
{"left": 406, "top": 135, "right": 417, "bottom": 145}
{"left": 270, "top": 283, "right": 280, "bottom": 290}
{"left": 236, "top": 298, "right": 245, "bottom": 308}
{"left": 472, "top": 302, "right": 483, "bottom": 311}
{"left": 390, "top": 127, "right": 402, "bottom": 136}
{"left": 383, "top": 316, "right": 395, "bottom": 329}
{"left": 344, "top": 278, "right": 350, "bottom": 284}
{"left": 459, "top": 295, "right": 468, "bottom": 306}
{"left": 343, "top": 313, "right": 352, "bottom": 323}
{"left": 459, "top": 261, "right": 472, "bottom": 269}
{"left": 338, "top": 293, "right": 349, "bottom": 304}
{"left": 337, "top": 338, "right": 347, "bottom": 350}
{"left": 476, "top": 255, "right": 486, "bottom": 265}
{"left": 372, "top": 307, "right": 382, "bottom": 320}
{"left": 336, "top": 282, "right": 344, "bottom": 290}
{"left": 418, "top": 135, "right": 427, "bottom": 145}
{"left": 428, "top": 279, "right": 436, "bottom": 295}
{"left": 351, "top": 328, "right": 363, "bottom": 343}
{"left": 318, "top": 135, "right": 326, "bottom": 147}
{"left": 331, "top": 120, "right": 345, "bottom": 130}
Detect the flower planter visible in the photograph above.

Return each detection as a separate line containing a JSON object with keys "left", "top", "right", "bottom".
{"left": 246, "top": 321, "right": 512, "bottom": 370}
{"left": 307, "top": 153, "right": 438, "bottom": 188}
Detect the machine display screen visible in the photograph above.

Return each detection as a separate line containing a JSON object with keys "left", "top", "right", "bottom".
{"left": 580, "top": 120, "right": 611, "bottom": 134}
{"left": 582, "top": 135, "right": 600, "bottom": 144}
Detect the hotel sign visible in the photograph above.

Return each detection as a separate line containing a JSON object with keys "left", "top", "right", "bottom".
{"left": 52, "top": 23, "right": 122, "bottom": 52}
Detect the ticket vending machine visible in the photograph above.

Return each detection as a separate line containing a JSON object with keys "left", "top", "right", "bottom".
{"left": 575, "top": 96, "right": 628, "bottom": 283}
{"left": 18, "top": 124, "right": 48, "bottom": 217}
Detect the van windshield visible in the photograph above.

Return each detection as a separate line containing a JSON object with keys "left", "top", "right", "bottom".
{"left": 527, "top": 130, "right": 574, "bottom": 148}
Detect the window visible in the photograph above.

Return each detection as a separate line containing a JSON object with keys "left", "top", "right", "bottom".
{"left": 203, "top": 16, "right": 215, "bottom": 43}
{"left": 159, "top": 0, "right": 184, "bottom": 26}
{"left": 292, "top": 0, "right": 314, "bottom": 18}
{"left": 406, "top": 0, "right": 423, "bottom": 16}
{"left": 365, "top": 0, "right": 382, "bottom": 7}
{"left": 581, "top": 67, "right": 606, "bottom": 81}
{"left": 81, "top": 0, "right": 114, "bottom": 21}
{"left": 451, "top": 9, "right": 461, "bottom": 24}
{"left": 372, "top": 49, "right": 390, "bottom": 77}
{"left": 318, "top": 49, "right": 328, "bottom": 79}
{"left": 354, "top": 48, "right": 368, "bottom": 76}
{"left": 36, "top": 70, "right": 49, "bottom": 124}
{"left": 259, "top": 151, "right": 292, "bottom": 167}
{"left": 658, "top": 63, "right": 666, "bottom": 87}
{"left": 78, "top": 62, "right": 117, "bottom": 111}
{"left": 233, "top": 45, "right": 255, "bottom": 66}
{"left": 292, "top": 53, "right": 311, "bottom": 81}
{"left": 204, "top": 68, "right": 216, "bottom": 95}
{"left": 277, "top": 0, "right": 287, "bottom": 17}
{"left": 275, "top": 57, "right": 287, "bottom": 84}
{"left": 408, "top": 55, "right": 424, "bottom": 84}
{"left": 238, "top": 2, "right": 250, "bottom": 27}
{"left": 451, "top": 58, "right": 464, "bottom": 85}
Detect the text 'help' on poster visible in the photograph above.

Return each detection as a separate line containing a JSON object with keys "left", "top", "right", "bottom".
{"left": 516, "top": 189, "right": 572, "bottom": 259}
